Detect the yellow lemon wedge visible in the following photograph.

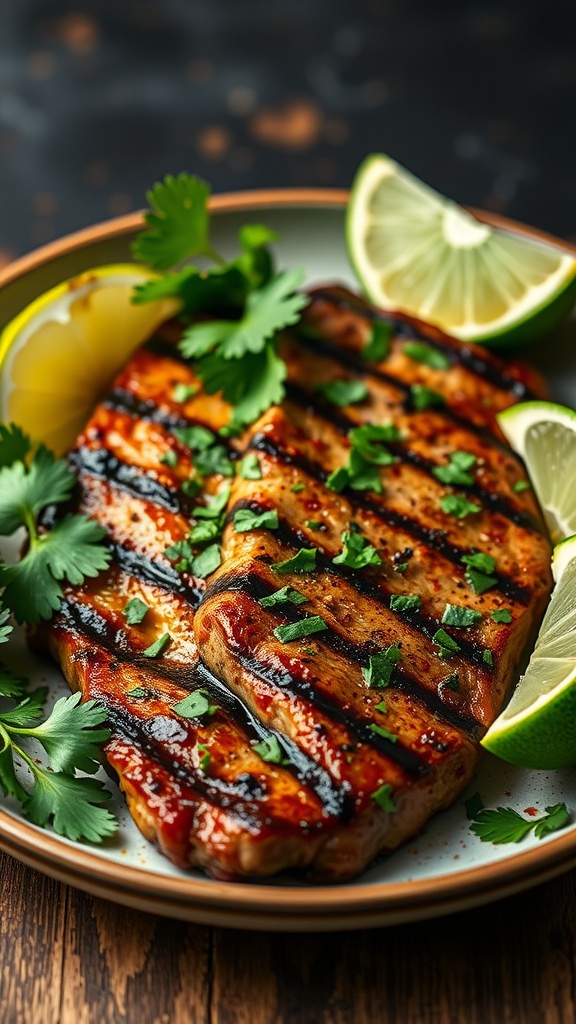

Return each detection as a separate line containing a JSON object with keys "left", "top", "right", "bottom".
{"left": 347, "top": 154, "right": 576, "bottom": 345}
{"left": 0, "top": 264, "right": 178, "bottom": 454}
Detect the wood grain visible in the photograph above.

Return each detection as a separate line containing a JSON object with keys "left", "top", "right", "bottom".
{"left": 1, "top": 850, "right": 575, "bottom": 1024}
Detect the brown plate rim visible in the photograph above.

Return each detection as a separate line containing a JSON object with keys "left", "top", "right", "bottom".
{"left": 0, "top": 187, "right": 575, "bottom": 927}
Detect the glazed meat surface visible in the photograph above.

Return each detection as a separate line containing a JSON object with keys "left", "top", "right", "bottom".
{"left": 40, "top": 286, "right": 553, "bottom": 881}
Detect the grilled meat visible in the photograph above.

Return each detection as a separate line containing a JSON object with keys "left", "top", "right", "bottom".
{"left": 40, "top": 285, "right": 552, "bottom": 881}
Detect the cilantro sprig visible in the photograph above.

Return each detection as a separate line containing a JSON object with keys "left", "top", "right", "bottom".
{"left": 468, "top": 796, "right": 571, "bottom": 844}
{"left": 0, "top": 427, "right": 111, "bottom": 625}
{"left": 0, "top": 673, "right": 117, "bottom": 843}
{"left": 132, "top": 174, "right": 308, "bottom": 428}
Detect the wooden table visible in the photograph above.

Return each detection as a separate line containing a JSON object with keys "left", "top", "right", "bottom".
{"left": 2, "top": 852, "right": 574, "bottom": 1023}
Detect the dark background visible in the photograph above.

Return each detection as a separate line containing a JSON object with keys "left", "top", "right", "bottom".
{"left": 1, "top": 0, "right": 575, "bottom": 265}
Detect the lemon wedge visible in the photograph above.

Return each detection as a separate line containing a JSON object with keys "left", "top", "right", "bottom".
{"left": 0, "top": 264, "right": 178, "bottom": 454}
{"left": 347, "top": 154, "right": 576, "bottom": 345}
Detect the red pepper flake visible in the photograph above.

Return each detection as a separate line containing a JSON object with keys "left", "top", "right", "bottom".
{"left": 524, "top": 806, "right": 539, "bottom": 817}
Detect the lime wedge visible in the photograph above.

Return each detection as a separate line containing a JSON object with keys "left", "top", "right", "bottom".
{"left": 482, "top": 535, "right": 576, "bottom": 769}
{"left": 346, "top": 154, "right": 576, "bottom": 345}
{"left": 497, "top": 400, "right": 576, "bottom": 544}
{"left": 0, "top": 264, "right": 178, "bottom": 454}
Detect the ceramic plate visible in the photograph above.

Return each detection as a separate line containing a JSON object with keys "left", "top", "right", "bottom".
{"left": 0, "top": 191, "right": 575, "bottom": 931}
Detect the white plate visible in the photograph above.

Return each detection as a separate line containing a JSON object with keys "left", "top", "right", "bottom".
{"left": 0, "top": 191, "right": 575, "bottom": 931}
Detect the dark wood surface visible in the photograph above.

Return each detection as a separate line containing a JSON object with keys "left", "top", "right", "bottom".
{"left": 2, "top": 851, "right": 574, "bottom": 1024}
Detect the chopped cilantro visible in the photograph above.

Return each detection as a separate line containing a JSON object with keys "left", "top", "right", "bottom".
{"left": 122, "top": 598, "right": 150, "bottom": 625}
{"left": 482, "top": 649, "right": 494, "bottom": 667}
{"left": 513, "top": 479, "right": 531, "bottom": 494}
{"left": 362, "top": 645, "right": 401, "bottom": 688}
{"left": 0, "top": 607, "right": 12, "bottom": 645}
{"left": 393, "top": 562, "right": 409, "bottom": 574}
{"left": 491, "top": 609, "right": 513, "bottom": 624}
{"left": 349, "top": 423, "right": 401, "bottom": 464}
{"left": 233, "top": 508, "right": 279, "bottom": 533}
{"left": 173, "top": 688, "right": 217, "bottom": 718}
{"left": 389, "top": 594, "right": 421, "bottom": 613}
{"left": 252, "top": 735, "right": 291, "bottom": 765}
{"left": 239, "top": 453, "right": 262, "bottom": 480}
{"left": 190, "top": 544, "right": 221, "bottom": 579}
{"left": 440, "top": 494, "right": 481, "bottom": 519}
{"left": 439, "top": 672, "right": 460, "bottom": 693}
{"left": 317, "top": 379, "right": 368, "bottom": 407}
{"left": 306, "top": 519, "right": 322, "bottom": 530}
{"left": 369, "top": 723, "right": 398, "bottom": 743}
{"left": 469, "top": 802, "right": 570, "bottom": 844}
{"left": 172, "top": 382, "right": 198, "bottom": 403}
{"left": 271, "top": 548, "right": 318, "bottom": 574}
{"left": 403, "top": 342, "right": 451, "bottom": 371}
{"left": 433, "top": 451, "right": 477, "bottom": 487}
{"left": 160, "top": 449, "right": 178, "bottom": 468}
{"left": 333, "top": 529, "right": 382, "bottom": 570}
{"left": 181, "top": 476, "right": 202, "bottom": 497}
{"left": 432, "top": 628, "right": 461, "bottom": 658}
{"left": 461, "top": 552, "right": 497, "bottom": 594}
{"left": 193, "top": 444, "right": 234, "bottom": 478}
{"left": 371, "top": 783, "right": 397, "bottom": 812}
{"left": 363, "top": 321, "right": 393, "bottom": 361}
{"left": 441, "top": 604, "right": 482, "bottom": 628}
{"left": 197, "top": 743, "right": 211, "bottom": 774}
{"left": 273, "top": 616, "right": 328, "bottom": 644}
{"left": 290, "top": 483, "right": 305, "bottom": 493}
{"left": 461, "top": 552, "right": 496, "bottom": 574}
{"left": 411, "top": 384, "right": 445, "bottom": 411}
{"left": 326, "top": 466, "right": 351, "bottom": 493}
{"left": 173, "top": 424, "right": 215, "bottom": 451}
{"left": 142, "top": 633, "right": 171, "bottom": 658}
{"left": 374, "top": 699, "right": 388, "bottom": 712}
{"left": 127, "top": 687, "right": 149, "bottom": 699}
{"left": 192, "top": 487, "right": 231, "bottom": 520}
{"left": 189, "top": 520, "right": 221, "bottom": 545}
{"left": 259, "top": 586, "right": 308, "bottom": 608}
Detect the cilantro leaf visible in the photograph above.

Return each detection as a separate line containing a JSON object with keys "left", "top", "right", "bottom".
{"left": 24, "top": 693, "right": 110, "bottom": 774}
{"left": 410, "top": 384, "right": 445, "bottom": 411}
{"left": 0, "top": 663, "right": 28, "bottom": 699}
{"left": 0, "top": 607, "right": 12, "bottom": 645}
{"left": 349, "top": 423, "right": 400, "bottom": 465}
{"left": 123, "top": 598, "right": 150, "bottom": 625}
{"left": 363, "top": 322, "right": 393, "bottom": 361}
{"left": 0, "top": 688, "right": 48, "bottom": 727}
{"left": 433, "top": 451, "right": 477, "bottom": 487}
{"left": 403, "top": 342, "right": 451, "bottom": 370}
{"left": 259, "top": 586, "right": 308, "bottom": 608}
{"left": 333, "top": 530, "right": 382, "bottom": 570}
{"left": 513, "top": 479, "right": 531, "bottom": 494}
{"left": 252, "top": 735, "right": 291, "bottom": 765}
{"left": 239, "top": 453, "right": 262, "bottom": 480}
{"left": 219, "top": 269, "right": 307, "bottom": 359}
{"left": 24, "top": 769, "right": 117, "bottom": 843}
{"left": 390, "top": 594, "right": 422, "bottom": 613}
{"left": 233, "top": 508, "right": 279, "bottom": 533}
{"left": 369, "top": 723, "right": 398, "bottom": 743}
{"left": 273, "top": 616, "right": 327, "bottom": 644}
{"left": 464, "top": 792, "right": 484, "bottom": 819}
{"left": 173, "top": 688, "right": 217, "bottom": 719}
{"left": 199, "top": 339, "right": 287, "bottom": 427}
{"left": 462, "top": 552, "right": 496, "bottom": 574}
{"left": 132, "top": 174, "right": 217, "bottom": 270}
{"left": 533, "top": 802, "right": 571, "bottom": 839}
{"left": 0, "top": 731, "right": 28, "bottom": 801}
{"left": 440, "top": 495, "right": 481, "bottom": 519}
{"left": 142, "top": 633, "right": 171, "bottom": 658}
{"left": 470, "top": 806, "right": 537, "bottom": 844}
{"left": 271, "top": 548, "right": 318, "bottom": 574}
{"left": 317, "top": 379, "right": 368, "bottom": 407}
{"left": 0, "top": 423, "right": 31, "bottom": 468}
{"left": 193, "top": 487, "right": 231, "bottom": 520}
{"left": 441, "top": 604, "right": 482, "bottom": 628}
{"left": 362, "top": 645, "right": 401, "bottom": 688}
{"left": 461, "top": 554, "right": 498, "bottom": 595}
{"left": 433, "top": 628, "right": 461, "bottom": 658}
{"left": 371, "top": 783, "right": 396, "bottom": 812}
{"left": 190, "top": 544, "right": 221, "bottom": 579}
{"left": 491, "top": 608, "right": 513, "bottom": 624}
{"left": 0, "top": 446, "right": 76, "bottom": 534}
{"left": 189, "top": 520, "right": 222, "bottom": 545}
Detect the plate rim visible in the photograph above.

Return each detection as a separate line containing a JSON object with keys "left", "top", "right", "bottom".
{"left": 0, "top": 187, "right": 575, "bottom": 928}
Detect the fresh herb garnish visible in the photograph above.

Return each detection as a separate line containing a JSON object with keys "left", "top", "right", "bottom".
{"left": 233, "top": 508, "right": 279, "bottom": 533}
{"left": 441, "top": 604, "right": 482, "bottom": 628}
{"left": 513, "top": 479, "right": 531, "bottom": 494}
{"left": 410, "top": 384, "right": 445, "bottom": 411}
{"left": 327, "top": 423, "right": 400, "bottom": 495}
{"left": 252, "top": 735, "right": 291, "bottom": 765}
{"left": 374, "top": 699, "right": 388, "bottom": 712}
{"left": 193, "top": 444, "right": 234, "bottom": 478}
{"left": 317, "top": 379, "right": 368, "bottom": 407}
{"left": 440, "top": 494, "right": 481, "bottom": 519}
{"left": 259, "top": 586, "right": 308, "bottom": 608}
{"left": 159, "top": 449, "right": 178, "bottom": 468}
{"left": 461, "top": 552, "right": 497, "bottom": 594}
{"left": 389, "top": 594, "right": 421, "bottom": 613}
{"left": 173, "top": 424, "right": 215, "bottom": 451}
{"left": 369, "top": 723, "right": 398, "bottom": 743}
{"left": 362, "top": 645, "right": 401, "bottom": 688}
{"left": 469, "top": 802, "right": 570, "bottom": 844}
{"left": 197, "top": 743, "right": 211, "bottom": 774}
{"left": 0, "top": 607, "right": 13, "bottom": 645}
{"left": 363, "top": 321, "right": 393, "bottom": 362}
{"left": 482, "top": 649, "right": 494, "bottom": 667}
{"left": 290, "top": 483, "right": 305, "bottom": 493}
{"left": 433, "top": 450, "right": 477, "bottom": 487}
{"left": 271, "top": 548, "right": 318, "bottom": 574}
{"left": 333, "top": 529, "right": 382, "bottom": 570}
{"left": 173, "top": 688, "right": 218, "bottom": 718}
{"left": 432, "top": 628, "right": 461, "bottom": 658}
{"left": 189, "top": 520, "right": 221, "bottom": 545}
{"left": 306, "top": 519, "right": 322, "bottom": 531}
{"left": 491, "top": 608, "right": 513, "bottom": 624}
{"left": 190, "top": 544, "right": 221, "bottom": 579}
{"left": 439, "top": 672, "right": 460, "bottom": 693}
{"left": 0, "top": 675, "right": 116, "bottom": 843}
{"left": 172, "top": 382, "right": 198, "bottom": 403}
{"left": 403, "top": 342, "right": 451, "bottom": 371}
{"left": 193, "top": 487, "right": 231, "bottom": 520}
{"left": 239, "top": 453, "right": 262, "bottom": 480}
{"left": 273, "top": 616, "right": 327, "bottom": 644}
{"left": 0, "top": 427, "right": 111, "bottom": 624}
{"left": 123, "top": 598, "right": 150, "bottom": 625}
{"left": 142, "top": 632, "right": 171, "bottom": 658}
{"left": 127, "top": 687, "right": 149, "bottom": 699}
{"left": 371, "top": 783, "right": 397, "bottom": 812}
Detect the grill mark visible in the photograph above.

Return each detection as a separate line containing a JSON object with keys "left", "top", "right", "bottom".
{"left": 284, "top": 382, "right": 539, "bottom": 534}
{"left": 106, "top": 540, "right": 203, "bottom": 607}
{"left": 203, "top": 568, "right": 483, "bottom": 741}
{"left": 71, "top": 446, "right": 185, "bottom": 515}
{"left": 226, "top": 497, "right": 491, "bottom": 671}
{"left": 104, "top": 387, "right": 190, "bottom": 431}
{"left": 308, "top": 288, "right": 534, "bottom": 400}
{"left": 59, "top": 600, "right": 348, "bottom": 821}
{"left": 247, "top": 433, "right": 532, "bottom": 604}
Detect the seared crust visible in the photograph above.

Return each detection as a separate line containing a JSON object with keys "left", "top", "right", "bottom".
{"left": 38, "top": 286, "right": 552, "bottom": 881}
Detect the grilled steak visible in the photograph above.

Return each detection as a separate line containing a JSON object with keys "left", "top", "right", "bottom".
{"left": 39, "top": 285, "right": 552, "bottom": 881}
